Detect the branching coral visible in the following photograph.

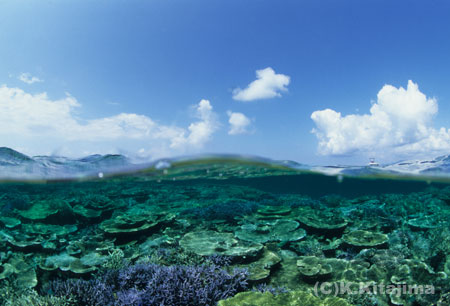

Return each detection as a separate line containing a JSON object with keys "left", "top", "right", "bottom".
{"left": 141, "top": 247, "right": 233, "bottom": 267}
{"left": 46, "top": 262, "right": 249, "bottom": 306}
{"left": 48, "top": 279, "right": 114, "bottom": 306}
{"left": 115, "top": 264, "right": 248, "bottom": 305}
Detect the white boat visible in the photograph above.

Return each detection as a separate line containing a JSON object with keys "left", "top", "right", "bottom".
{"left": 368, "top": 158, "right": 380, "bottom": 167}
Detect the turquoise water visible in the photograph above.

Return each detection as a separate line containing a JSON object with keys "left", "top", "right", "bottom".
{"left": 0, "top": 158, "right": 449, "bottom": 305}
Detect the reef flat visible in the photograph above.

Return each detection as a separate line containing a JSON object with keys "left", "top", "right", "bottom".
{"left": 0, "top": 160, "right": 450, "bottom": 305}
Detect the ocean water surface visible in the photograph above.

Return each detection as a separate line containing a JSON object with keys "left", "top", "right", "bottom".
{"left": 0, "top": 156, "right": 450, "bottom": 306}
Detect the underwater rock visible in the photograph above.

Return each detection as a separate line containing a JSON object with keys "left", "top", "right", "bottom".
{"left": 0, "top": 216, "right": 21, "bottom": 228}
{"left": 217, "top": 290, "right": 353, "bottom": 306}
{"left": 235, "top": 219, "right": 306, "bottom": 244}
{"left": 179, "top": 230, "right": 263, "bottom": 258}
{"left": 342, "top": 230, "right": 388, "bottom": 248}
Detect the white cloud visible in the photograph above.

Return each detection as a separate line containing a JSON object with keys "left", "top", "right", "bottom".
{"left": 18, "top": 73, "right": 43, "bottom": 84}
{"left": 232, "top": 67, "right": 290, "bottom": 102}
{"left": 227, "top": 111, "right": 251, "bottom": 135}
{"left": 311, "top": 80, "right": 450, "bottom": 158}
{"left": 170, "top": 99, "right": 219, "bottom": 148}
{"left": 0, "top": 85, "right": 218, "bottom": 158}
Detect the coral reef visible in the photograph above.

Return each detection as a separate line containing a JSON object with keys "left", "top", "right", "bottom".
{"left": 0, "top": 171, "right": 449, "bottom": 305}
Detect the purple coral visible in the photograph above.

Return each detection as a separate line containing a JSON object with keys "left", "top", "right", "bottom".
{"left": 253, "top": 283, "right": 288, "bottom": 295}
{"left": 47, "top": 263, "right": 248, "bottom": 306}
{"left": 206, "top": 254, "right": 233, "bottom": 267}
{"left": 48, "top": 278, "right": 115, "bottom": 305}
{"left": 116, "top": 263, "right": 248, "bottom": 305}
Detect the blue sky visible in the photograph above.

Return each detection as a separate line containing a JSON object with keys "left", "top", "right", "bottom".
{"left": 1, "top": 0, "right": 450, "bottom": 164}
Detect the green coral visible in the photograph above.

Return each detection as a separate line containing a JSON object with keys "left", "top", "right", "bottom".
{"left": 295, "top": 207, "right": 347, "bottom": 232}
{"left": 0, "top": 288, "right": 72, "bottom": 306}
{"left": 217, "top": 290, "right": 353, "bottom": 306}
{"left": 100, "top": 248, "right": 128, "bottom": 270}
{"left": 297, "top": 256, "right": 333, "bottom": 280}
{"left": 235, "top": 219, "right": 306, "bottom": 244}
{"left": 0, "top": 217, "right": 20, "bottom": 229}
{"left": 17, "top": 199, "right": 73, "bottom": 223}
{"left": 255, "top": 205, "right": 292, "bottom": 219}
{"left": 342, "top": 230, "right": 388, "bottom": 248}
{"left": 234, "top": 248, "right": 281, "bottom": 281}
{"left": 179, "top": 230, "right": 263, "bottom": 257}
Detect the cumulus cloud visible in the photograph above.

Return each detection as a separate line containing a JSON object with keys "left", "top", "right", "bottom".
{"left": 232, "top": 67, "right": 290, "bottom": 102}
{"left": 170, "top": 99, "right": 219, "bottom": 148}
{"left": 227, "top": 111, "right": 251, "bottom": 135}
{"left": 311, "top": 80, "right": 450, "bottom": 158}
{"left": 18, "top": 73, "right": 43, "bottom": 84}
{"left": 0, "top": 85, "right": 218, "bottom": 158}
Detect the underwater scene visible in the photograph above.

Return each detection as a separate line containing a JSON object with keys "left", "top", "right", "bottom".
{"left": 3, "top": 1, "right": 450, "bottom": 305}
{"left": 1, "top": 157, "right": 450, "bottom": 306}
